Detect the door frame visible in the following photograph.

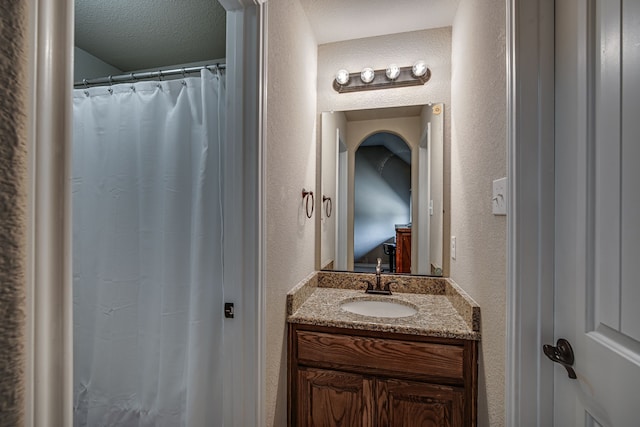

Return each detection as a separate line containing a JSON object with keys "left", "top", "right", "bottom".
{"left": 505, "top": 0, "right": 556, "bottom": 425}
{"left": 25, "top": 0, "right": 266, "bottom": 425}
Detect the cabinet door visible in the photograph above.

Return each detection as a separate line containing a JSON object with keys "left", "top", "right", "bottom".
{"left": 377, "top": 378, "right": 464, "bottom": 427}
{"left": 296, "top": 367, "right": 373, "bottom": 427}
{"left": 395, "top": 229, "right": 411, "bottom": 273}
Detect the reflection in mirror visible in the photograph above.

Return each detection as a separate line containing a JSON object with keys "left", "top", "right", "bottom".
{"left": 354, "top": 133, "right": 411, "bottom": 271}
{"left": 319, "top": 104, "right": 446, "bottom": 276}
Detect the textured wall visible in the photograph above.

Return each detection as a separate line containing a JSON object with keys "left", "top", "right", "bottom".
{"left": 451, "top": 0, "right": 507, "bottom": 425}
{"left": 265, "top": 1, "right": 318, "bottom": 425}
{"left": 0, "top": 1, "right": 28, "bottom": 425}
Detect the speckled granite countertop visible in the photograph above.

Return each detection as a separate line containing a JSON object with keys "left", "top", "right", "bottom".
{"left": 287, "top": 271, "right": 480, "bottom": 340}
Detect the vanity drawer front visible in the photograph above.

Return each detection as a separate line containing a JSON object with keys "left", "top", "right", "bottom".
{"left": 295, "top": 330, "right": 464, "bottom": 381}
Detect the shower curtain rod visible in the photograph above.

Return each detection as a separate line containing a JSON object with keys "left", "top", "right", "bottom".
{"left": 73, "top": 62, "right": 226, "bottom": 88}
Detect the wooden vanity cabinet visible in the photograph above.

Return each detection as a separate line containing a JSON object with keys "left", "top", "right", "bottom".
{"left": 288, "top": 324, "right": 477, "bottom": 427}
{"left": 395, "top": 227, "right": 411, "bottom": 273}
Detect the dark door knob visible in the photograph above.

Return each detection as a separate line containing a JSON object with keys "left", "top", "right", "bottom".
{"left": 543, "top": 338, "right": 577, "bottom": 379}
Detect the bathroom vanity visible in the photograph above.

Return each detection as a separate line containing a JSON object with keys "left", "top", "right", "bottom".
{"left": 287, "top": 271, "right": 480, "bottom": 427}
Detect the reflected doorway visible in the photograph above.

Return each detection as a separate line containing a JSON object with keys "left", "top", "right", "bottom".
{"left": 353, "top": 132, "right": 411, "bottom": 272}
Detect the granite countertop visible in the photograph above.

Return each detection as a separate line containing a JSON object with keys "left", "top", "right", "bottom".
{"left": 287, "top": 271, "right": 481, "bottom": 341}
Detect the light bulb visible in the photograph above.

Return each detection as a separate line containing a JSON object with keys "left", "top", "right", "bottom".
{"left": 360, "top": 67, "right": 375, "bottom": 84}
{"left": 412, "top": 60, "right": 428, "bottom": 78}
{"left": 335, "top": 69, "right": 350, "bottom": 86}
{"left": 385, "top": 64, "right": 400, "bottom": 80}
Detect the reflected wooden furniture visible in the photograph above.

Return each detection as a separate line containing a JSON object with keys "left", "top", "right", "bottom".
{"left": 288, "top": 324, "right": 478, "bottom": 426}
{"left": 395, "top": 227, "right": 411, "bottom": 273}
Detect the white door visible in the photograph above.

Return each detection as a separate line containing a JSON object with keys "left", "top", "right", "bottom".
{"left": 554, "top": 0, "right": 640, "bottom": 425}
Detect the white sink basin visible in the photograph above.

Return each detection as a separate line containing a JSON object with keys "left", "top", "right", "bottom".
{"left": 340, "top": 299, "right": 418, "bottom": 318}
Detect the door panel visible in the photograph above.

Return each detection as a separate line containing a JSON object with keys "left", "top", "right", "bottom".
{"left": 296, "top": 367, "right": 372, "bottom": 427}
{"left": 377, "top": 379, "right": 464, "bottom": 427}
{"left": 555, "top": 0, "right": 640, "bottom": 425}
{"left": 620, "top": 0, "right": 640, "bottom": 341}
{"left": 593, "top": 0, "right": 621, "bottom": 331}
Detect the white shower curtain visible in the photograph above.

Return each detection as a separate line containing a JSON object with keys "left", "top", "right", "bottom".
{"left": 72, "top": 69, "right": 225, "bottom": 427}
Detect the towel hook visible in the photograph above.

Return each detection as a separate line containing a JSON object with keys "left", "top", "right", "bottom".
{"left": 302, "top": 189, "right": 314, "bottom": 219}
{"left": 322, "top": 196, "right": 332, "bottom": 218}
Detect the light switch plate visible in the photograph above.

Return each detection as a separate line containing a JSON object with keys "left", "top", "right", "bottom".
{"left": 492, "top": 177, "right": 507, "bottom": 215}
{"left": 451, "top": 236, "right": 456, "bottom": 260}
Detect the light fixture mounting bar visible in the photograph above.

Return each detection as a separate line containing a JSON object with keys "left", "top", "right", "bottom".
{"left": 333, "top": 66, "right": 430, "bottom": 93}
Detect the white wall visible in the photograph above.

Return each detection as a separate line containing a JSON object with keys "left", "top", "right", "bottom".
{"left": 73, "top": 47, "right": 121, "bottom": 81}
{"left": 264, "top": 1, "right": 318, "bottom": 425}
{"left": 451, "top": 0, "right": 507, "bottom": 425}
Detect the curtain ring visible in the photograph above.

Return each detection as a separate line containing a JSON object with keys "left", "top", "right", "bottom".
{"left": 302, "top": 189, "right": 314, "bottom": 219}
{"left": 158, "top": 70, "right": 163, "bottom": 81}
{"left": 181, "top": 68, "right": 186, "bottom": 79}
{"left": 108, "top": 75, "right": 113, "bottom": 86}
{"left": 323, "top": 196, "right": 332, "bottom": 218}
{"left": 83, "top": 78, "right": 88, "bottom": 88}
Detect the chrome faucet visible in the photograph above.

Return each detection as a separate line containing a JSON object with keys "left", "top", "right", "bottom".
{"left": 362, "top": 258, "right": 394, "bottom": 295}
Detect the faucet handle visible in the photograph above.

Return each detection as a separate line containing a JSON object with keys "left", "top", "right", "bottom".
{"left": 360, "top": 279, "right": 374, "bottom": 292}
{"left": 382, "top": 280, "right": 397, "bottom": 294}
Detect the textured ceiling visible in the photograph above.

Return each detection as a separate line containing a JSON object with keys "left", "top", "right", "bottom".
{"left": 298, "top": 0, "right": 460, "bottom": 45}
{"left": 75, "top": 0, "right": 458, "bottom": 72}
{"left": 75, "top": 0, "right": 226, "bottom": 72}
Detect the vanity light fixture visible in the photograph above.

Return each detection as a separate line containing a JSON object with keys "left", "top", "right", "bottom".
{"left": 412, "top": 60, "right": 428, "bottom": 78}
{"left": 385, "top": 64, "right": 400, "bottom": 80}
{"left": 360, "top": 67, "right": 375, "bottom": 83}
{"left": 333, "top": 61, "right": 431, "bottom": 93}
{"left": 335, "top": 69, "right": 350, "bottom": 86}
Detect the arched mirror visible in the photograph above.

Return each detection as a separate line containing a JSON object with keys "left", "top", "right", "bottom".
{"left": 354, "top": 132, "right": 411, "bottom": 272}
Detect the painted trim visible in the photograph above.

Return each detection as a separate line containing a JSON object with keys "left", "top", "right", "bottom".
{"left": 26, "top": 0, "right": 75, "bottom": 425}
{"left": 219, "top": 0, "right": 266, "bottom": 425}
{"left": 258, "top": 4, "right": 268, "bottom": 425}
{"left": 505, "top": 0, "right": 555, "bottom": 425}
